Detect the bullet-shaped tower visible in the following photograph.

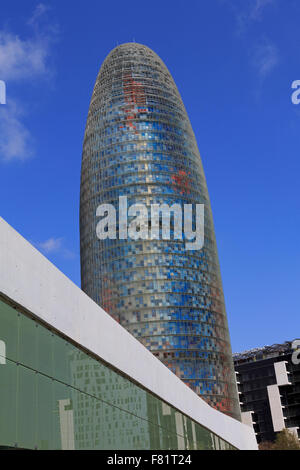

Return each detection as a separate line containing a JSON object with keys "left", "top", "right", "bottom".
{"left": 80, "top": 43, "right": 240, "bottom": 420}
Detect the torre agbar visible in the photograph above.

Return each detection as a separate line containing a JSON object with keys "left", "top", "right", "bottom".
{"left": 80, "top": 43, "right": 240, "bottom": 420}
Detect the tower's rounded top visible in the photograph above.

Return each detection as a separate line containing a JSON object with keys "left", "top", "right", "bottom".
{"left": 111, "top": 42, "right": 154, "bottom": 51}
{"left": 105, "top": 42, "right": 162, "bottom": 62}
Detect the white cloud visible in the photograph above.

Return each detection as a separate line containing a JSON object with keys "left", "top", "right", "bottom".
{"left": 222, "top": 0, "right": 277, "bottom": 34}
{"left": 0, "top": 100, "right": 34, "bottom": 161}
{"left": 0, "top": 31, "right": 50, "bottom": 81}
{"left": 0, "top": 2, "right": 57, "bottom": 82}
{"left": 38, "top": 237, "right": 63, "bottom": 253}
{"left": 37, "top": 237, "right": 76, "bottom": 259}
{"left": 220, "top": 0, "right": 280, "bottom": 83}
{"left": 252, "top": 38, "right": 279, "bottom": 79}
{"left": 27, "top": 3, "right": 51, "bottom": 27}
{"left": 0, "top": 3, "right": 58, "bottom": 162}
{"left": 249, "top": 0, "right": 275, "bottom": 21}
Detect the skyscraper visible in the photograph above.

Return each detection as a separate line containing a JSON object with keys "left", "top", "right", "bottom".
{"left": 80, "top": 43, "right": 240, "bottom": 420}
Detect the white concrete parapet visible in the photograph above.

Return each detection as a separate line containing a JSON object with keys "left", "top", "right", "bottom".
{"left": 0, "top": 217, "right": 257, "bottom": 450}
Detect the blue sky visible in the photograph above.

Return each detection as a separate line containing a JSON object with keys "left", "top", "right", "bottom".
{"left": 0, "top": 0, "right": 299, "bottom": 351}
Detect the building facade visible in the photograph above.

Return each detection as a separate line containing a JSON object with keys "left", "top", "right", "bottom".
{"left": 0, "top": 217, "right": 257, "bottom": 449}
{"left": 80, "top": 42, "right": 240, "bottom": 420}
{"left": 234, "top": 342, "right": 300, "bottom": 445}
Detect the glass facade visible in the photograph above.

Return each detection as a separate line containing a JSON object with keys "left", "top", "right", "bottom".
{"left": 80, "top": 43, "right": 240, "bottom": 420}
{"left": 0, "top": 297, "right": 235, "bottom": 450}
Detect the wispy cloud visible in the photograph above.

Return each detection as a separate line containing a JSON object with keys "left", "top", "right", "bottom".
{"left": 221, "top": 0, "right": 277, "bottom": 34}
{"left": 38, "top": 237, "right": 63, "bottom": 253}
{"left": 0, "top": 2, "right": 57, "bottom": 82}
{"left": 220, "top": 0, "right": 280, "bottom": 85}
{"left": 249, "top": 0, "right": 275, "bottom": 21}
{"left": 251, "top": 37, "right": 279, "bottom": 79}
{"left": 27, "top": 3, "right": 51, "bottom": 28}
{"left": 0, "top": 100, "right": 34, "bottom": 162}
{"left": 0, "top": 3, "right": 58, "bottom": 162}
{"left": 0, "top": 31, "right": 50, "bottom": 82}
{"left": 36, "top": 237, "right": 76, "bottom": 260}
